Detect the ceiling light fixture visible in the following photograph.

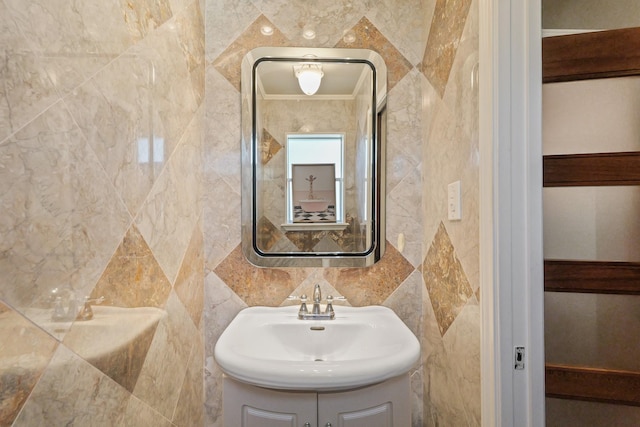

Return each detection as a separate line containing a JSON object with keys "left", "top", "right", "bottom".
{"left": 293, "top": 63, "right": 324, "bottom": 96}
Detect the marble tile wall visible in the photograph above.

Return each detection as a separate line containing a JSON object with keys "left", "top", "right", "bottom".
{"left": 204, "top": 0, "right": 479, "bottom": 426}
{"left": 0, "top": 0, "right": 205, "bottom": 425}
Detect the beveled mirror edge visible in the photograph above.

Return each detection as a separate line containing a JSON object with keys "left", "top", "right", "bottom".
{"left": 240, "top": 47, "right": 387, "bottom": 268}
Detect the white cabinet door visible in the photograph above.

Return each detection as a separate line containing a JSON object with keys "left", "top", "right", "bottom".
{"left": 223, "top": 376, "right": 317, "bottom": 427}
{"left": 223, "top": 374, "right": 411, "bottom": 427}
{"left": 317, "top": 375, "right": 410, "bottom": 427}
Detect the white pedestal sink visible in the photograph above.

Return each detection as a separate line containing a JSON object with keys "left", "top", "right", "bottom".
{"left": 214, "top": 305, "right": 420, "bottom": 391}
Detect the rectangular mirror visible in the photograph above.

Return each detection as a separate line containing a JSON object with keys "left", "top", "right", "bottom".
{"left": 241, "top": 47, "right": 387, "bottom": 267}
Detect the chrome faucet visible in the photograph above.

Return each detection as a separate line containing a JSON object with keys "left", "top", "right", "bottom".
{"left": 50, "top": 287, "right": 104, "bottom": 322}
{"left": 288, "top": 284, "right": 345, "bottom": 320}
{"left": 77, "top": 296, "right": 105, "bottom": 321}
{"left": 312, "top": 284, "right": 322, "bottom": 315}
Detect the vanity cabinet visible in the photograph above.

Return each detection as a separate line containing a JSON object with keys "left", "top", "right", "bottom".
{"left": 223, "top": 374, "right": 411, "bottom": 427}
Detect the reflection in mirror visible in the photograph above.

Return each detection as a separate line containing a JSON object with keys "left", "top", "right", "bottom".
{"left": 241, "top": 47, "right": 387, "bottom": 267}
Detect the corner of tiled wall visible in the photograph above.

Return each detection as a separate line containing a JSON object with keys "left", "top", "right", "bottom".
{"left": 0, "top": 0, "right": 205, "bottom": 425}
{"left": 420, "top": 0, "right": 480, "bottom": 424}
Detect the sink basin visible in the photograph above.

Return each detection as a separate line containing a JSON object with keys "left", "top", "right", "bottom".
{"left": 214, "top": 305, "right": 420, "bottom": 391}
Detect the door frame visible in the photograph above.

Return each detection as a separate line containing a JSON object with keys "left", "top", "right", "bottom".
{"left": 479, "top": 0, "right": 545, "bottom": 425}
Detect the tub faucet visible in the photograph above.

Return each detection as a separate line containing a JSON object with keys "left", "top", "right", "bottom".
{"left": 77, "top": 296, "right": 105, "bottom": 321}
{"left": 50, "top": 287, "right": 78, "bottom": 322}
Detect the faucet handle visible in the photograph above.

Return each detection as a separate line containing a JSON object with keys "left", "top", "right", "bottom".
{"left": 77, "top": 296, "right": 104, "bottom": 321}
{"left": 325, "top": 295, "right": 335, "bottom": 317}
{"left": 299, "top": 295, "right": 308, "bottom": 315}
{"left": 287, "top": 294, "right": 309, "bottom": 316}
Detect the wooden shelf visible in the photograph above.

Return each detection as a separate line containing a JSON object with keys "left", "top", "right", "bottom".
{"left": 545, "top": 260, "right": 640, "bottom": 295}
{"left": 543, "top": 152, "right": 640, "bottom": 187}
{"left": 543, "top": 28, "right": 640, "bottom": 83}
{"left": 546, "top": 364, "right": 640, "bottom": 407}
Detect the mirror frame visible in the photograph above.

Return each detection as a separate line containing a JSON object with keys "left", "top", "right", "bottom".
{"left": 241, "top": 47, "right": 387, "bottom": 267}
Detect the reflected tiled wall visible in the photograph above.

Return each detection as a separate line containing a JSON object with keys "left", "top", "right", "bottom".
{"left": 204, "top": 0, "right": 480, "bottom": 426}
{"left": 0, "top": 0, "right": 205, "bottom": 425}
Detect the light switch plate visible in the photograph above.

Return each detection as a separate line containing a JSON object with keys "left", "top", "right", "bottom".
{"left": 447, "top": 181, "right": 462, "bottom": 221}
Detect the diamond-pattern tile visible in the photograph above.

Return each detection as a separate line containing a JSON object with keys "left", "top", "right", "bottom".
{"left": 324, "top": 242, "right": 415, "bottom": 306}
{"left": 260, "top": 128, "right": 282, "bottom": 165}
{"left": 214, "top": 244, "right": 311, "bottom": 306}
{"left": 90, "top": 225, "right": 172, "bottom": 309}
{"left": 422, "top": 222, "right": 473, "bottom": 336}
{"left": 418, "top": 0, "right": 473, "bottom": 98}
{"left": 257, "top": 215, "right": 285, "bottom": 252}
{"left": 335, "top": 16, "right": 413, "bottom": 92}
{"left": 212, "top": 14, "right": 289, "bottom": 91}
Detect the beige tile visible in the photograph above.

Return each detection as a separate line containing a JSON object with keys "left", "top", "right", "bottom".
{"left": 91, "top": 225, "right": 172, "bottom": 308}
{"left": 142, "top": 20, "right": 201, "bottom": 150}
{"left": 422, "top": 222, "right": 473, "bottom": 336}
{"left": 0, "top": 2, "right": 60, "bottom": 142}
{"left": 3, "top": 0, "right": 134, "bottom": 54}
{"left": 135, "top": 105, "right": 203, "bottom": 283}
{"left": 204, "top": 66, "right": 242, "bottom": 194}
{"left": 62, "top": 305, "right": 162, "bottom": 392}
{"left": 212, "top": 14, "right": 289, "bottom": 91}
{"left": 442, "top": 300, "right": 480, "bottom": 425}
{"left": 418, "top": 0, "right": 473, "bottom": 97}
{"left": 365, "top": 0, "right": 435, "bottom": 66}
{"left": 387, "top": 164, "right": 423, "bottom": 267}
{"left": 213, "top": 244, "right": 310, "bottom": 306}
{"left": 385, "top": 68, "right": 423, "bottom": 195}
{"left": 118, "top": 0, "right": 173, "bottom": 41}
{"left": 133, "top": 292, "right": 198, "bottom": 419}
{"left": 3, "top": 0, "right": 135, "bottom": 96}
{"left": 175, "top": 222, "right": 205, "bottom": 327}
{"left": 0, "top": 51, "right": 59, "bottom": 143}
{"left": 12, "top": 345, "right": 130, "bottom": 426}
{"left": 0, "top": 101, "right": 131, "bottom": 314}
{"left": 174, "top": 0, "right": 206, "bottom": 106}
{"left": 421, "top": 276, "right": 444, "bottom": 367}
{"left": 325, "top": 242, "right": 415, "bottom": 306}
{"left": 204, "top": 0, "right": 260, "bottom": 62}
{"left": 123, "top": 395, "right": 173, "bottom": 427}
{"left": 62, "top": 51, "right": 163, "bottom": 215}
{"left": 423, "top": 341, "right": 469, "bottom": 426}
{"left": 0, "top": 302, "right": 58, "bottom": 426}
{"left": 173, "top": 333, "right": 204, "bottom": 426}
{"left": 335, "top": 17, "right": 413, "bottom": 92}
{"left": 203, "top": 169, "right": 241, "bottom": 270}
{"left": 383, "top": 270, "right": 424, "bottom": 339}
{"left": 203, "top": 272, "right": 246, "bottom": 426}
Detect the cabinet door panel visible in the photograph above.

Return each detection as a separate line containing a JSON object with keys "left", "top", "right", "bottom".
{"left": 318, "top": 374, "right": 410, "bottom": 427}
{"left": 334, "top": 402, "right": 393, "bottom": 426}
{"left": 243, "top": 405, "right": 302, "bottom": 427}
{"left": 223, "top": 377, "right": 316, "bottom": 427}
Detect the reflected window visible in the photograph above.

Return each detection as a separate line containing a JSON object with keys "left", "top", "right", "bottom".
{"left": 286, "top": 134, "right": 345, "bottom": 224}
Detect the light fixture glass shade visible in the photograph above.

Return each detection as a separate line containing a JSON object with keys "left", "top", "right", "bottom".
{"left": 295, "top": 64, "right": 324, "bottom": 95}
